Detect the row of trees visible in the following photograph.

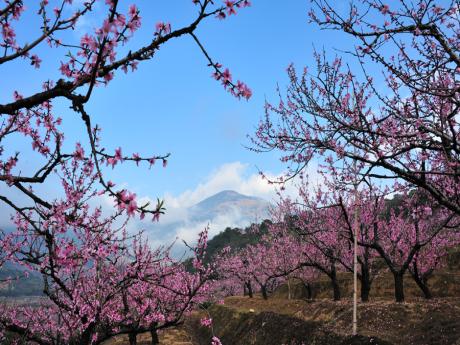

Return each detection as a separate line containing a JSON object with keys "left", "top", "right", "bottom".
{"left": 1, "top": 0, "right": 459, "bottom": 342}
{"left": 215, "top": 179, "right": 459, "bottom": 303}
{"left": 219, "top": 0, "right": 460, "bottom": 305}
{"left": 0, "top": 0, "right": 251, "bottom": 344}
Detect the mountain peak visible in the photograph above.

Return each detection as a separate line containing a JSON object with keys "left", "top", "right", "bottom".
{"left": 215, "top": 190, "right": 241, "bottom": 196}
{"left": 194, "top": 190, "right": 260, "bottom": 208}
{"left": 189, "top": 190, "right": 269, "bottom": 223}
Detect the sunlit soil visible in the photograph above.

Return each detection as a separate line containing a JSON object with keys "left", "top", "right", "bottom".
{"left": 202, "top": 295, "right": 460, "bottom": 345}
{"left": 104, "top": 326, "right": 193, "bottom": 345}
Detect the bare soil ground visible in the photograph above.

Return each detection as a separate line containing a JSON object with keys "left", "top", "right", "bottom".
{"left": 104, "top": 296, "right": 460, "bottom": 345}
{"left": 104, "top": 326, "right": 193, "bottom": 345}
{"left": 105, "top": 252, "right": 460, "bottom": 345}
{"left": 199, "top": 295, "right": 460, "bottom": 345}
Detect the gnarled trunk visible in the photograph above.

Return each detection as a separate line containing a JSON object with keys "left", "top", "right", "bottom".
{"left": 412, "top": 273, "right": 432, "bottom": 299}
{"left": 360, "top": 278, "right": 371, "bottom": 302}
{"left": 247, "top": 281, "right": 254, "bottom": 298}
{"left": 360, "top": 263, "right": 371, "bottom": 302}
{"left": 261, "top": 284, "right": 268, "bottom": 300}
{"left": 410, "top": 260, "right": 433, "bottom": 299}
{"left": 128, "top": 333, "right": 137, "bottom": 345}
{"left": 393, "top": 272, "right": 405, "bottom": 302}
{"left": 330, "top": 267, "right": 341, "bottom": 301}
{"left": 332, "top": 279, "right": 341, "bottom": 301}
{"left": 150, "top": 328, "right": 159, "bottom": 345}
{"left": 287, "top": 279, "right": 291, "bottom": 300}
{"left": 302, "top": 281, "right": 313, "bottom": 300}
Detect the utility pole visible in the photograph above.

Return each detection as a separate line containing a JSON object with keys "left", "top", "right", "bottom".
{"left": 352, "top": 190, "right": 359, "bottom": 336}
{"left": 352, "top": 157, "right": 359, "bottom": 336}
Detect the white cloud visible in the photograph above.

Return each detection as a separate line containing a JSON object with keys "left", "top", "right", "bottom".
{"left": 128, "top": 161, "right": 323, "bottom": 248}
{"left": 116, "top": 162, "right": 276, "bottom": 247}
{"left": 0, "top": 160, "right": 323, "bottom": 256}
{"left": 100, "top": 160, "right": 320, "bottom": 226}
{"left": 162, "top": 162, "right": 284, "bottom": 209}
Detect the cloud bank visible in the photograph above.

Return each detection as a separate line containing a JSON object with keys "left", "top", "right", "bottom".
{"left": 133, "top": 161, "right": 322, "bottom": 251}
{"left": 1, "top": 160, "right": 322, "bottom": 256}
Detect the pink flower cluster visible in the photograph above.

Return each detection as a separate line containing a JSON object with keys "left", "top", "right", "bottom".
{"left": 200, "top": 317, "right": 213, "bottom": 327}
{"left": 211, "top": 336, "right": 223, "bottom": 345}
{"left": 213, "top": 66, "right": 252, "bottom": 100}
{"left": 216, "top": 0, "right": 251, "bottom": 20}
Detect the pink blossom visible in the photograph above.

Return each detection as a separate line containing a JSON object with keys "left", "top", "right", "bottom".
{"left": 74, "top": 143, "right": 85, "bottom": 160}
{"left": 114, "top": 147, "right": 123, "bottom": 161}
{"left": 211, "top": 336, "right": 223, "bottom": 345}
{"left": 30, "top": 55, "right": 42, "bottom": 68}
{"left": 225, "top": 0, "right": 236, "bottom": 15}
{"left": 200, "top": 317, "right": 212, "bottom": 327}
{"left": 155, "top": 22, "right": 171, "bottom": 34}
{"left": 128, "top": 4, "right": 138, "bottom": 19}
{"left": 380, "top": 4, "right": 390, "bottom": 15}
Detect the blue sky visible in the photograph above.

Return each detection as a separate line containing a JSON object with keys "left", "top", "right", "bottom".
{"left": 91, "top": 0, "right": 353, "bottom": 201}
{"left": 2, "top": 1, "right": 360, "bottom": 216}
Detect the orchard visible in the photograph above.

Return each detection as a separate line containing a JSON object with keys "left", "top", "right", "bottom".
{"left": 1, "top": 0, "right": 459, "bottom": 344}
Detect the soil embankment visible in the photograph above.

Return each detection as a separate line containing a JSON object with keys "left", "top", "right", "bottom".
{"left": 188, "top": 296, "right": 460, "bottom": 345}
{"left": 107, "top": 251, "right": 460, "bottom": 344}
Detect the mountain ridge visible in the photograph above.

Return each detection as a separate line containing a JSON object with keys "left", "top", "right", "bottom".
{"left": 188, "top": 190, "right": 270, "bottom": 225}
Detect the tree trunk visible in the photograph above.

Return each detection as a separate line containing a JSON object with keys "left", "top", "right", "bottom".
{"left": 393, "top": 272, "right": 405, "bottom": 302}
{"left": 79, "top": 323, "right": 95, "bottom": 345}
{"left": 261, "top": 284, "right": 268, "bottom": 300}
{"left": 360, "top": 278, "right": 371, "bottom": 302}
{"left": 412, "top": 274, "right": 433, "bottom": 299}
{"left": 360, "top": 263, "right": 371, "bottom": 302}
{"left": 247, "top": 281, "right": 253, "bottom": 298}
{"left": 287, "top": 278, "right": 291, "bottom": 300}
{"left": 410, "top": 260, "right": 433, "bottom": 299}
{"left": 332, "top": 278, "right": 341, "bottom": 301}
{"left": 128, "top": 333, "right": 137, "bottom": 345}
{"left": 150, "top": 328, "right": 159, "bottom": 345}
{"left": 303, "top": 282, "right": 312, "bottom": 300}
{"left": 243, "top": 283, "right": 247, "bottom": 296}
{"left": 330, "top": 268, "right": 341, "bottom": 301}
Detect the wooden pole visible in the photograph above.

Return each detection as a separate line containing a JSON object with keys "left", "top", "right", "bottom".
{"left": 352, "top": 178, "right": 359, "bottom": 336}
{"left": 353, "top": 202, "right": 358, "bottom": 335}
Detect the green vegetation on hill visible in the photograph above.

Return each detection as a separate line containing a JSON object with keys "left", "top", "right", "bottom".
{"left": 0, "top": 267, "right": 43, "bottom": 297}
{"left": 202, "top": 192, "right": 415, "bottom": 266}
{"left": 184, "top": 219, "right": 271, "bottom": 271}
{"left": 204, "top": 219, "right": 271, "bottom": 261}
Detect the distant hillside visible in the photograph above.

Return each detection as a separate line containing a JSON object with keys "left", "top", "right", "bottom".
{"left": 183, "top": 219, "right": 271, "bottom": 271}
{"left": 0, "top": 263, "right": 43, "bottom": 297}
{"left": 204, "top": 219, "right": 272, "bottom": 261}
{"left": 149, "top": 190, "right": 271, "bottom": 256}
